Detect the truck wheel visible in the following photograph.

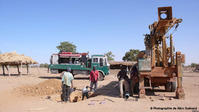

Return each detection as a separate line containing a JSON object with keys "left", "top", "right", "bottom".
{"left": 165, "top": 82, "right": 176, "bottom": 92}
{"left": 171, "top": 82, "right": 176, "bottom": 92}
{"left": 98, "top": 72, "right": 104, "bottom": 81}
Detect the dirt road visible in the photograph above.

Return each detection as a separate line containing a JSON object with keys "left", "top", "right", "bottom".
{"left": 0, "top": 68, "right": 199, "bottom": 112}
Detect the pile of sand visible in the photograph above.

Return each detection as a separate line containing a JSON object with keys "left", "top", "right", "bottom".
{"left": 17, "top": 79, "right": 62, "bottom": 96}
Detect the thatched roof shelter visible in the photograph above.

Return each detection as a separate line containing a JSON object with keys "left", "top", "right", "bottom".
{"left": 0, "top": 52, "right": 37, "bottom": 65}
{"left": 0, "top": 52, "right": 38, "bottom": 76}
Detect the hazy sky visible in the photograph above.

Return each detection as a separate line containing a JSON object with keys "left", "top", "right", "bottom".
{"left": 0, "top": 0, "right": 198, "bottom": 65}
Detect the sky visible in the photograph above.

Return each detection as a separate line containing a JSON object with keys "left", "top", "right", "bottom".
{"left": 0, "top": 0, "right": 198, "bottom": 65}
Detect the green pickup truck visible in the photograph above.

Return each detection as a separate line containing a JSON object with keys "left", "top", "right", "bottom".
{"left": 49, "top": 52, "right": 110, "bottom": 80}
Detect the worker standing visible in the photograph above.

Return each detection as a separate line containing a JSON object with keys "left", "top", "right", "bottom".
{"left": 117, "top": 65, "right": 130, "bottom": 99}
{"left": 130, "top": 65, "right": 139, "bottom": 96}
{"left": 61, "top": 67, "right": 74, "bottom": 102}
{"left": 90, "top": 66, "right": 99, "bottom": 92}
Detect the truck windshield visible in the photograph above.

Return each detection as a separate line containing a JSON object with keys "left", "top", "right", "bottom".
{"left": 93, "top": 58, "right": 98, "bottom": 63}
{"left": 100, "top": 58, "right": 103, "bottom": 66}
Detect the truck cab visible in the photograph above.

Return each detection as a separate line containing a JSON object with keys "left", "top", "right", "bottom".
{"left": 90, "top": 55, "right": 110, "bottom": 75}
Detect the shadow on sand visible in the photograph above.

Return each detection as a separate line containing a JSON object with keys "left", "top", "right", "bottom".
{"left": 74, "top": 76, "right": 89, "bottom": 80}
{"left": 94, "top": 81, "right": 177, "bottom": 99}
{"left": 0, "top": 74, "right": 30, "bottom": 76}
{"left": 39, "top": 76, "right": 61, "bottom": 80}
{"left": 39, "top": 75, "right": 89, "bottom": 80}
{"left": 94, "top": 81, "right": 120, "bottom": 98}
{"left": 145, "top": 88, "right": 178, "bottom": 99}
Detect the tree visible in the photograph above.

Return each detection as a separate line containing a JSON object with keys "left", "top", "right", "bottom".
{"left": 190, "top": 63, "right": 198, "bottom": 68}
{"left": 122, "top": 49, "right": 140, "bottom": 61}
{"left": 105, "top": 51, "right": 115, "bottom": 61}
{"left": 40, "top": 63, "right": 49, "bottom": 68}
{"left": 56, "top": 41, "right": 77, "bottom": 53}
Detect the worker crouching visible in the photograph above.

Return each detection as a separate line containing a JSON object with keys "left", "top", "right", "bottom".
{"left": 82, "top": 86, "right": 89, "bottom": 100}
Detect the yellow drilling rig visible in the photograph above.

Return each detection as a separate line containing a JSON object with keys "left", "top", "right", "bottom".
{"left": 137, "top": 6, "right": 185, "bottom": 99}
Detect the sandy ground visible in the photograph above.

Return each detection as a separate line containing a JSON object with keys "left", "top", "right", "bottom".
{"left": 0, "top": 68, "right": 199, "bottom": 112}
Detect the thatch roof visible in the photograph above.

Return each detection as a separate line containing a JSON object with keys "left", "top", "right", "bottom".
{"left": 0, "top": 52, "right": 38, "bottom": 65}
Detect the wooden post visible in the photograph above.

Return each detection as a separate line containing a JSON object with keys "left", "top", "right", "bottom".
{"left": 5, "top": 65, "right": 8, "bottom": 71}
{"left": 20, "top": 62, "right": 22, "bottom": 76}
{"left": 29, "top": 64, "right": 31, "bottom": 74}
{"left": 7, "top": 65, "right": 10, "bottom": 76}
{"left": 176, "top": 52, "right": 185, "bottom": 99}
{"left": 17, "top": 65, "right": 21, "bottom": 75}
{"left": 5, "top": 65, "right": 9, "bottom": 76}
{"left": 2, "top": 65, "right": 5, "bottom": 76}
{"left": 26, "top": 64, "right": 29, "bottom": 75}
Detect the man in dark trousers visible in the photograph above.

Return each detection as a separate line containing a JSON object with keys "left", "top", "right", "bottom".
{"left": 61, "top": 67, "right": 74, "bottom": 102}
{"left": 90, "top": 66, "right": 99, "bottom": 92}
{"left": 130, "top": 65, "right": 139, "bottom": 96}
{"left": 117, "top": 65, "right": 130, "bottom": 99}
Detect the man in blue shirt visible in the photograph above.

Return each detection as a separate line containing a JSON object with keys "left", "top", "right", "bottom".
{"left": 61, "top": 67, "right": 74, "bottom": 102}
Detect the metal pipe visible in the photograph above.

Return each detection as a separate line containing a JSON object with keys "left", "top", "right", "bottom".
{"left": 170, "top": 34, "right": 174, "bottom": 65}
{"left": 162, "top": 36, "right": 167, "bottom": 67}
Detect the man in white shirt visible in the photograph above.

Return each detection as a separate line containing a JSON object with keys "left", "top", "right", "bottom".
{"left": 61, "top": 67, "right": 74, "bottom": 102}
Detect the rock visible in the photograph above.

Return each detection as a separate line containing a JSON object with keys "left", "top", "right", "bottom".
{"left": 46, "top": 96, "right": 51, "bottom": 99}
{"left": 169, "top": 97, "right": 173, "bottom": 100}
{"left": 99, "top": 101, "right": 106, "bottom": 104}
{"left": 149, "top": 97, "right": 154, "bottom": 101}
{"left": 88, "top": 101, "right": 95, "bottom": 105}
{"left": 160, "top": 96, "right": 165, "bottom": 101}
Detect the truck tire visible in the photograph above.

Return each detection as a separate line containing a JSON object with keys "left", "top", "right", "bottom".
{"left": 98, "top": 72, "right": 104, "bottom": 81}
{"left": 171, "top": 82, "right": 176, "bottom": 92}
{"left": 165, "top": 82, "right": 176, "bottom": 92}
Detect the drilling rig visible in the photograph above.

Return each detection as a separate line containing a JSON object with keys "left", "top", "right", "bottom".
{"left": 137, "top": 7, "right": 185, "bottom": 99}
